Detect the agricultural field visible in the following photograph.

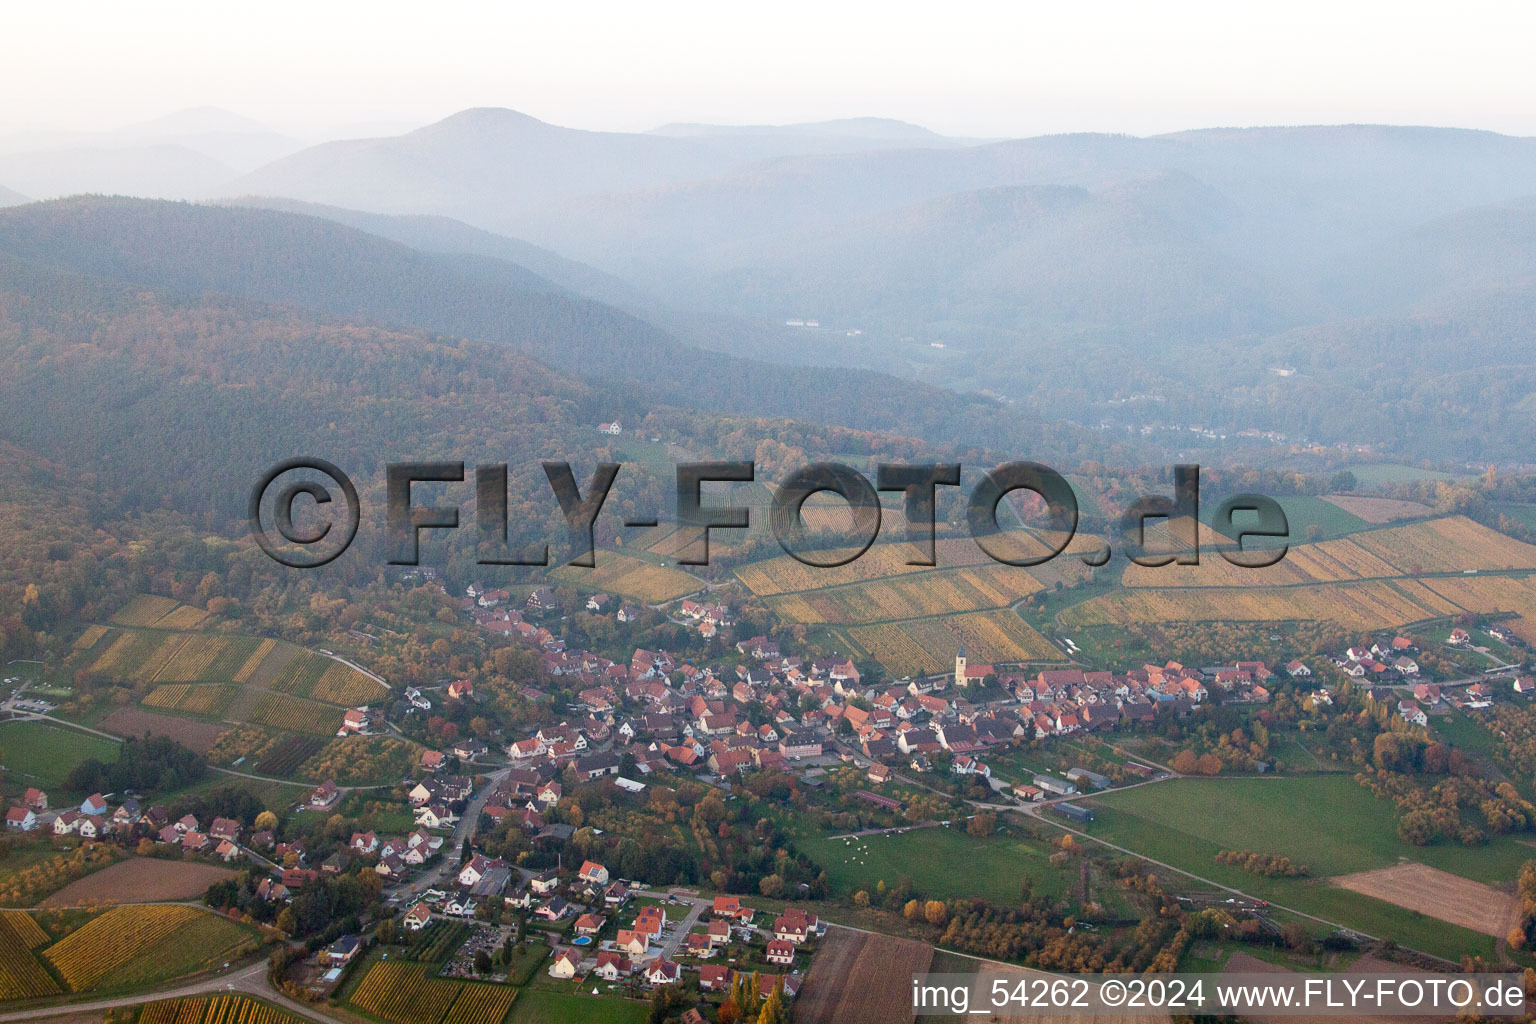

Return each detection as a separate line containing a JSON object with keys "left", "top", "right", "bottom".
{"left": 737, "top": 529, "right": 1092, "bottom": 598}
{"left": 68, "top": 620, "right": 386, "bottom": 729}
{"left": 138, "top": 995, "right": 307, "bottom": 1024}
{"left": 249, "top": 693, "right": 343, "bottom": 736}
{"left": 1060, "top": 579, "right": 1463, "bottom": 632}
{"left": 1330, "top": 863, "right": 1515, "bottom": 938}
{"left": 35, "top": 905, "right": 255, "bottom": 993}
{"left": 767, "top": 562, "right": 1048, "bottom": 625}
{"left": 108, "top": 595, "right": 182, "bottom": 627}
{"left": 740, "top": 527, "right": 1106, "bottom": 673}
{"left": 96, "top": 708, "right": 228, "bottom": 754}
{"left": 348, "top": 961, "right": 515, "bottom": 1024}
{"left": 0, "top": 722, "right": 119, "bottom": 794}
{"left": 1120, "top": 515, "right": 1536, "bottom": 588}
{"left": 552, "top": 551, "right": 699, "bottom": 603}
{"left": 38, "top": 859, "right": 236, "bottom": 909}
{"left": 0, "top": 911, "right": 60, "bottom": 1000}
{"left": 402, "top": 920, "right": 468, "bottom": 962}
{"left": 848, "top": 610, "right": 1060, "bottom": 675}
{"left": 142, "top": 684, "right": 236, "bottom": 717}
{"left": 794, "top": 926, "right": 932, "bottom": 1024}
{"left": 1320, "top": 495, "right": 1433, "bottom": 524}
{"left": 1079, "top": 776, "right": 1521, "bottom": 961}
{"left": 252, "top": 735, "right": 327, "bottom": 777}
{"left": 1421, "top": 574, "right": 1536, "bottom": 643}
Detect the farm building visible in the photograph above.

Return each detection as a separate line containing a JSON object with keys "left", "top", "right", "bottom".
{"left": 1066, "top": 768, "right": 1112, "bottom": 790}
{"left": 1032, "top": 774, "right": 1078, "bottom": 796}
{"left": 1051, "top": 802, "right": 1094, "bottom": 824}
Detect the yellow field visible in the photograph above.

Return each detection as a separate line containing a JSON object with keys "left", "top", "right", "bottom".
{"left": 133, "top": 633, "right": 190, "bottom": 685}
{"left": 767, "top": 562, "right": 1048, "bottom": 625}
{"left": 110, "top": 595, "right": 181, "bottom": 627}
{"left": 43, "top": 905, "right": 202, "bottom": 990}
{"left": 553, "top": 552, "right": 700, "bottom": 603}
{"left": 441, "top": 983, "right": 517, "bottom": 1024}
{"left": 850, "top": 610, "right": 1059, "bottom": 675}
{"left": 153, "top": 635, "right": 230, "bottom": 684}
{"left": 250, "top": 693, "right": 342, "bottom": 735}
{"left": 1061, "top": 579, "right": 1462, "bottom": 631}
{"left": 0, "top": 914, "right": 59, "bottom": 1000}
{"left": 231, "top": 639, "right": 276, "bottom": 684}
{"left": 143, "top": 684, "right": 233, "bottom": 716}
{"left": 1122, "top": 516, "right": 1536, "bottom": 588}
{"left": 348, "top": 962, "right": 513, "bottom": 1024}
{"left": 140, "top": 995, "right": 307, "bottom": 1024}
{"left": 309, "top": 661, "right": 383, "bottom": 705}
{"left": 73, "top": 624, "right": 108, "bottom": 650}
{"left": 88, "top": 630, "right": 141, "bottom": 676}
{"left": 1422, "top": 575, "right": 1536, "bottom": 642}
{"left": 154, "top": 605, "right": 210, "bottom": 630}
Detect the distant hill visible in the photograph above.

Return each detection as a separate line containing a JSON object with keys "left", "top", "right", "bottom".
{"left": 1330, "top": 194, "right": 1536, "bottom": 314}
{"left": 0, "top": 197, "right": 1097, "bottom": 461}
{"left": 0, "top": 144, "right": 237, "bottom": 200}
{"left": 0, "top": 185, "right": 25, "bottom": 207}
{"left": 229, "top": 108, "right": 754, "bottom": 222}
{"left": 652, "top": 117, "right": 948, "bottom": 141}
{"left": 218, "top": 195, "right": 649, "bottom": 307}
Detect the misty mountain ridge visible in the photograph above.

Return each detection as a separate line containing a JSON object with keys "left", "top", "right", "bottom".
{"left": 0, "top": 196, "right": 1099, "bottom": 464}
{"left": 218, "top": 195, "right": 650, "bottom": 308}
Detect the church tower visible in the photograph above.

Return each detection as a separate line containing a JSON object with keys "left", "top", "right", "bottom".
{"left": 955, "top": 648, "right": 967, "bottom": 687}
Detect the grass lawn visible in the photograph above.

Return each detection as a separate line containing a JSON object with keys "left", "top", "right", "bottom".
{"left": 1078, "top": 775, "right": 1522, "bottom": 961}
{"left": 801, "top": 822, "right": 1071, "bottom": 904}
{"left": 509, "top": 986, "right": 650, "bottom": 1024}
{"left": 1344, "top": 463, "right": 1468, "bottom": 487}
{"left": 1265, "top": 732, "right": 1348, "bottom": 772}
{"left": 1431, "top": 708, "right": 1502, "bottom": 762}
{"left": 1204, "top": 495, "right": 1369, "bottom": 543}
{"left": 0, "top": 721, "right": 120, "bottom": 795}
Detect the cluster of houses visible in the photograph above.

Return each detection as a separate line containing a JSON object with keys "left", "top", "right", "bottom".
{"left": 540, "top": 884, "right": 812, "bottom": 1001}
{"left": 450, "top": 571, "right": 1308, "bottom": 798}
{"left": 1394, "top": 678, "right": 1519, "bottom": 723}
{"left": 1328, "top": 637, "right": 1421, "bottom": 679}
{"left": 675, "top": 599, "right": 734, "bottom": 639}
{"left": 5, "top": 789, "right": 243, "bottom": 864}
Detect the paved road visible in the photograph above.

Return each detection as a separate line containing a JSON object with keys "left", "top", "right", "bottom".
{"left": 392, "top": 764, "right": 512, "bottom": 897}
{"left": 650, "top": 894, "right": 708, "bottom": 959}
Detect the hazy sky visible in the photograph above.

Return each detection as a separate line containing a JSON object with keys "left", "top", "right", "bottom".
{"left": 8, "top": 1, "right": 1536, "bottom": 139}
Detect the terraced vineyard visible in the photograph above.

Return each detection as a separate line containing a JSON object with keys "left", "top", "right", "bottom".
{"left": 1121, "top": 516, "right": 1536, "bottom": 588}
{"left": 69, "top": 605, "right": 387, "bottom": 738}
{"left": 1061, "top": 516, "right": 1536, "bottom": 639}
{"left": 348, "top": 962, "right": 514, "bottom": 1024}
{"left": 849, "top": 610, "right": 1058, "bottom": 675}
{"left": 552, "top": 551, "right": 699, "bottom": 603}
{"left": 740, "top": 529, "right": 1092, "bottom": 673}
{"left": 403, "top": 920, "right": 468, "bottom": 961}
{"left": 249, "top": 693, "right": 343, "bottom": 736}
{"left": 139, "top": 995, "right": 307, "bottom": 1024}
{"left": 142, "top": 684, "right": 236, "bottom": 716}
{"left": 0, "top": 913, "right": 60, "bottom": 1000}
{"left": 1061, "top": 579, "right": 1464, "bottom": 631}
{"left": 27, "top": 906, "right": 253, "bottom": 994}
